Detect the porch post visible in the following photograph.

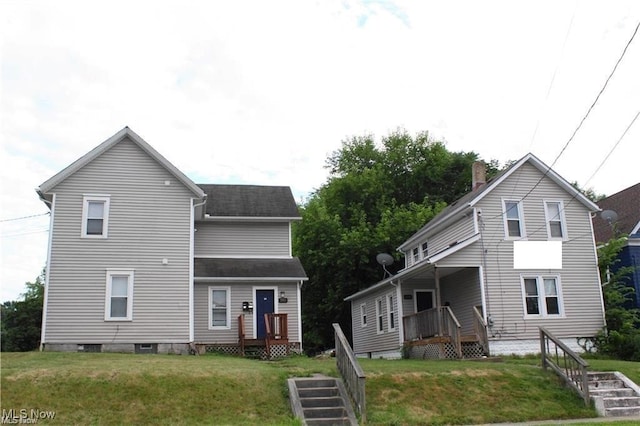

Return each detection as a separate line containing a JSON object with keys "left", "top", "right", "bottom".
{"left": 435, "top": 266, "right": 442, "bottom": 336}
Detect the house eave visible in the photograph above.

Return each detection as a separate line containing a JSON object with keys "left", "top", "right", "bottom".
{"left": 399, "top": 204, "right": 473, "bottom": 251}
{"left": 195, "top": 277, "right": 308, "bottom": 282}
{"left": 198, "top": 216, "right": 301, "bottom": 222}
{"left": 38, "top": 127, "right": 205, "bottom": 199}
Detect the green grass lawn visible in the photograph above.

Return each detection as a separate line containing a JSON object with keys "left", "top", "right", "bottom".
{"left": 1, "top": 352, "right": 637, "bottom": 425}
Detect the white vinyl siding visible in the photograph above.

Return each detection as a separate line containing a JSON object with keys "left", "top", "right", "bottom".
{"left": 82, "top": 195, "right": 110, "bottom": 238}
{"left": 195, "top": 222, "right": 290, "bottom": 257}
{"left": 503, "top": 199, "right": 525, "bottom": 238}
{"left": 209, "top": 286, "right": 231, "bottom": 330}
{"left": 544, "top": 200, "right": 566, "bottom": 240}
{"left": 105, "top": 270, "right": 133, "bottom": 321}
{"left": 521, "top": 276, "right": 563, "bottom": 317}
{"left": 42, "top": 138, "right": 194, "bottom": 344}
{"left": 360, "top": 303, "right": 367, "bottom": 327}
{"left": 386, "top": 293, "right": 396, "bottom": 332}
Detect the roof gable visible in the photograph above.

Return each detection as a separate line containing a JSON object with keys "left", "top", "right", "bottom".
{"left": 399, "top": 153, "right": 600, "bottom": 250}
{"left": 593, "top": 182, "right": 640, "bottom": 243}
{"left": 198, "top": 184, "right": 300, "bottom": 218}
{"left": 37, "top": 127, "right": 205, "bottom": 199}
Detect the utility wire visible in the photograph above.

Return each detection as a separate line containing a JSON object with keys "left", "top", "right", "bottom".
{"left": 482, "top": 19, "right": 640, "bottom": 225}
{"left": 0, "top": 212, "right": 50, "bottom": 222}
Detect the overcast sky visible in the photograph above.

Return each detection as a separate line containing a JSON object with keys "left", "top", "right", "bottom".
{"left": 1, "top": 0, "right": 639, "bottom": 302}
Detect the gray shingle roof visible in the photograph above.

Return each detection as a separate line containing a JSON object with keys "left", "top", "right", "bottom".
{"left": 593, "top": 182, "right": 640, "bottom": 243}
{"left": 194, "top": 258, "right": 307, "bottom": 279}
{"left": 198, "top": 184, "right": 300, "bottom": 218}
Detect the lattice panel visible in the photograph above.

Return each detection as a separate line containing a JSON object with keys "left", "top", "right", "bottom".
{"left": 462, "top": 342, "right": 485, "bottom": 358}
{"left": 442, "top": 343, "right": 459, "bottom": 359}
{"left": 205, "top": 345, "right": 240, "bottom": 356}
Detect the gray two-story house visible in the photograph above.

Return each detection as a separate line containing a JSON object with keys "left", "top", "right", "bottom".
{"left": 37, "top": 127, "right": 307, "bottom": 356}
{"left": 346, "top": 153, "right": 605, "bottom": 358}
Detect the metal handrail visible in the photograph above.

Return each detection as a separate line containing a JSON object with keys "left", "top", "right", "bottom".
{"left": 540, "top": 327, "right": 590, "bottom": 405}
{"left": 333, "top": 323, "right": 366, "bottom": 423}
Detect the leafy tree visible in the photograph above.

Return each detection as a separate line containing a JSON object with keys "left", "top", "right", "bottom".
{"left": 1, "top": 269, "right": 45, "bottom": 352}
{"left": 595, "top": 236, "right": 640, "bottom": 360}
{"left": 294, "top": 129, "right": 499, "bottom": 353}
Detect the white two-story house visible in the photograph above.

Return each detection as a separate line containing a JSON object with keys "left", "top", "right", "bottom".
{"left": 345, "top": 153, "right": 605, "bottom": 358}
{"left": 37, "top": 127, "right": 307, "bottom": 356}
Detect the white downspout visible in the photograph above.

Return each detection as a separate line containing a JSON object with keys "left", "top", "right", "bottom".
{"left": 297, "top": 280, "right": 303, "bottom": 353}
{"left": 190, "top": 196, "right": 207, "bottom": 343}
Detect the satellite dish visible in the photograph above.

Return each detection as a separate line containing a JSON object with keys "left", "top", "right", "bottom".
{"left": 376, "top": 253, "right": 394, "bottom": 279}
{"left": 601, "top": 210, "right": 618, "bottom": 224}
{"left": 376, "top": 253, "right": 394, "bottom": 266}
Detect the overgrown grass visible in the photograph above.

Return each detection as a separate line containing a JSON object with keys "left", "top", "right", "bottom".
{"left": 2, "top": 352, "right": 636, "bottom": 425}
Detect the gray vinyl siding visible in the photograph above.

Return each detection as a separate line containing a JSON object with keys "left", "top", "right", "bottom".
{"left": 473, "top": 162, "right": 604, "bottom": 341}
{"left": 440, "top": 268, "right": 482, "bottom": 336}
{"left": 404, "top": 215, "right": 475, "bottom": 267}
{"left": 43, "top": 138, "right": 194, "bottom": 344}
{"left": 194, "top": 282, "right": 300, "bottom": 343}
{"left": 194, "top": 222, "right": 290, "bottom": 257}
{"left": 351, "top": 285, "right": 400, "bottom": 356}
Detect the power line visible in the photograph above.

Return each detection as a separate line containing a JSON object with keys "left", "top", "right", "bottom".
{"left": 483, "top": 19, "right": 640, "bottom": 226}
{"left": 582, "top": 110, "right": 640, "bottom": 188}
{"left": 0, "top": 212, "right": 50, "bottom": 223}
{"left": 549, "top": 19, "right": 640, "bottom": 170}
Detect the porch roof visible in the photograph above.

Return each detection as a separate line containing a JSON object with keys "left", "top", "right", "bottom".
{"left": 344, "top": 232, "right": 480, "bottom": 301}
{"left": 194, "top": 257, "right": 308, "bottom": 281}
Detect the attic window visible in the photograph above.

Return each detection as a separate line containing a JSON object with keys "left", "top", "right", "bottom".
{"left": 412, "top": 247, "right": 419, "bottom": 263}
{"left": 82, "top": 195, "right": 110, "bottom": 238}
{"left": 421, "top": 242, "right": 428, "bottom": 258}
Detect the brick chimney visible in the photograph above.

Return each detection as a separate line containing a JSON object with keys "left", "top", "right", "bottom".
{"left": 472, "top": 161, "right": 486, "bottom": 191}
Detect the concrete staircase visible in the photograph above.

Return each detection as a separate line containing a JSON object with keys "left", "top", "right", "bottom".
{"left": 288, "top": 377, "right": 358, "bottom": 425}
{"left": 589, "top": 371, "right": 640, "bottom": 417}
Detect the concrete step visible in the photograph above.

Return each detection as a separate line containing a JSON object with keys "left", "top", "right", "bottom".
{"left": 603, "top": 396, "right": 640, "bottom": 409}
{"left": 590, "top": 379, "right": 625, "bottom": 390}
{"left": 301, "top": 396, "right": 345, "bottom": 408}
{"left": 288, "top": 377, "right": 358, "bottom": 426}
{"left": 589, "top": 372, "right": 618, "bottom": 380}
{"left": 303, "top": 407, "right": 349, "bottom": 419}
{"left": 591, "top": 388, "right": 636, "bottom": 398}
{"left": 605, "top": 406, "right": 640, "bottom": 417}
{"left": 298, "top": 386, "right": 341, "bottom": 398}
{"left": 306, "top": 419, "right": 353, "bottom": 426}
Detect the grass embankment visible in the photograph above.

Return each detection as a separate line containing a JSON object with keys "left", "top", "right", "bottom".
{"left": 1, "top": 352, "right": 638, "bottom": 425}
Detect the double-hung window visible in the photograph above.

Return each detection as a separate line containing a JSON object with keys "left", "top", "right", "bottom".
{"left": 375, "top": 298, "right": 384, "bottom": 334}
{"left": 387, "top": 294, "right": 396, "bottom": 332}
{"left": 521, "top": 276, "right": 562, "bottom": 317}
{"left": 421, "top": 241, "right": 429, "bottom": 258}
{"left": 82, "top": 195, "right": 110, "bottom": 238}
{"left": 544, "top": 201, "right": 566, "bottom": 239}
{"left": 105, "top": 270, "right": 133, "bottom": 321}
{"left": 209, "top": 287, "right": 231, "bottom": 329}
{"left": 503, "top": 199, "right": 525, "bottom": 238}
{"left": 412, "top": 247, "right": 419, "bottom": 263}
{"left": 360, "top": 303, "right": 367, "bottom": 327}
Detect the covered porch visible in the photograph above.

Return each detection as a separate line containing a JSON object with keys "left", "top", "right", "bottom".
{"left": 396, "top": 264, "right": 489, "bottom": 359}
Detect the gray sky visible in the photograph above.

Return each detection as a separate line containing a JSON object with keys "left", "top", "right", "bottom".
{"left": 1, "top": 0, "right": 639, "bottom": 302}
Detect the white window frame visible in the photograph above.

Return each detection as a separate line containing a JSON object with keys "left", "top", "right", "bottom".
{"left": 82, "top": 195, "right": 110, "bottom": 238}
{"left": 386, "top": 293, "right": 396, "bottom": 332}
{"left": 502, "top": 198, "right": 526, "bottom": 239}
{"left": 209, "top": 286, "right": 231, "bottom": 330}
{"left": 544, "top": 200, "right": 567, "bottom": 240}
{"left": 520, "top": 275, "right": 564, "bottom": 318}
{"left": 360, "top": 303, "right": 367, "bottom": 328}
{"left": 412, "top": 247, "right": 419, "bottom": 263}
{"left": 375, "top": 297, "right": 384, "bottom": 334}
{"left": 105, "top": 269, "right": 134, "bottom": 321}
{"left": 421, "top": 241, "right": 429, "bottom": 259}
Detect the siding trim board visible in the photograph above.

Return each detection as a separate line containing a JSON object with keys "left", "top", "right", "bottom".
{"left": 40, "top": 193, "right": 55, "bottom": 349}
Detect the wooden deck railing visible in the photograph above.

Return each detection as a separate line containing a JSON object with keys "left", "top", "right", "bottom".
{"left": 264, "top": 313, "right": 289, "bottom": 356}
{"left": 333, "top": 323, "right": 366, "bottom": 423}
{"left": 540, "top": 327, "right": 590, "bottom": 405}
{"left": 472, "top": 306, "right": 489, "bottom": 356}
{"left": 238, "top": 315, "right": 246, "bottom": 356}
{"left": 403, "top": 307, "right": 462, "bottom": 358}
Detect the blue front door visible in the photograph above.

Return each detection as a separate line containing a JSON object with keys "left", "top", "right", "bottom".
{"left": 256, "top": 289, "right": 275, "bottom": 339}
